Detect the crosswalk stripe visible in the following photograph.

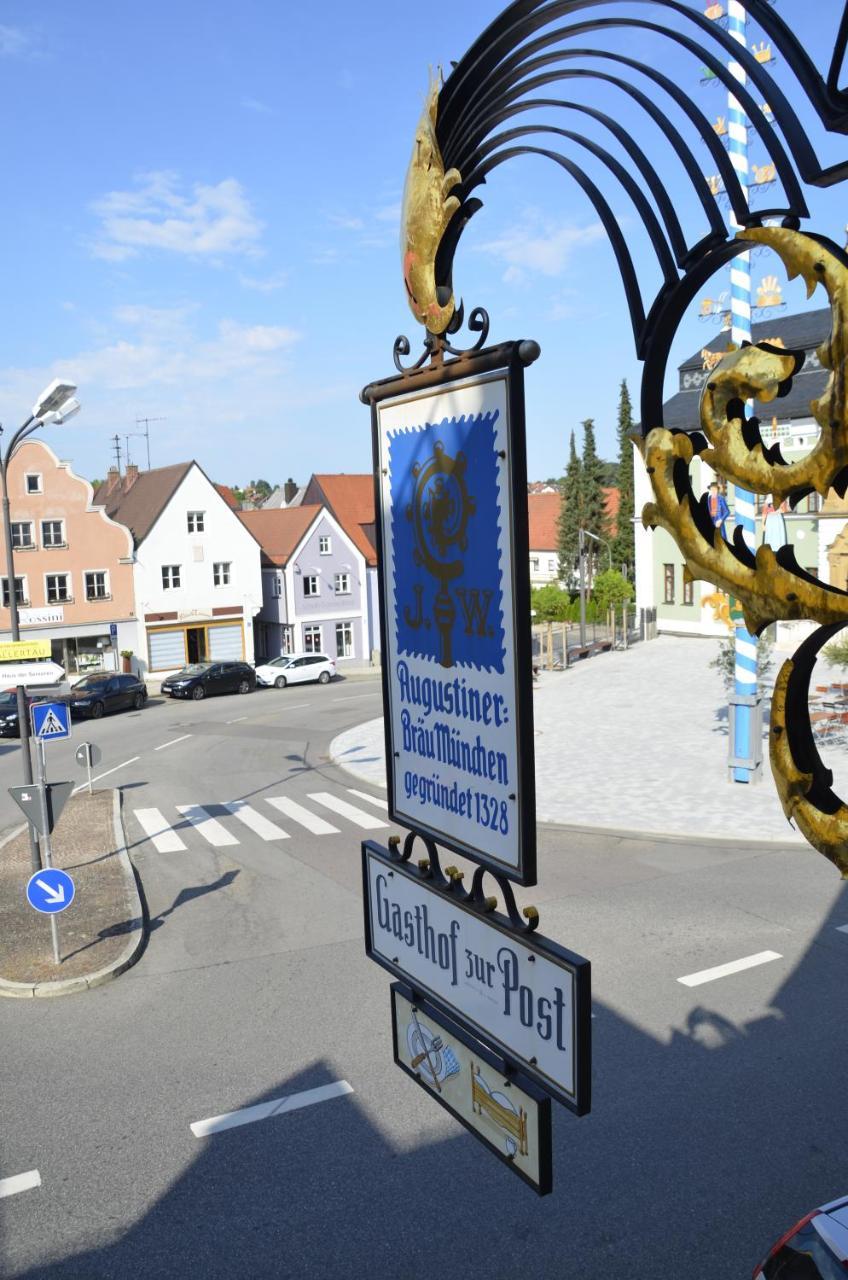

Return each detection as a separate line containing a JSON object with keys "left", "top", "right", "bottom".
{"left": 134, "top": 808, "right": 187, "bottom": 853}
{"left": 222, "top": 800, "right": 289, "bottom": 841}
{"left": 176, "top": 805, "right": 240, "bottom": 847}
{"left": 347, "top": 788, "right": 389, "bottom": 812}
{"left": 265, "top": 795, "right": 339, "bottom": 835}
{"left": 309, "top": 791, "right": 389, "bottom": 830}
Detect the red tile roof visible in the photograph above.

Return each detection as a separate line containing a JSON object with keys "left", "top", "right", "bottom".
{"left": 237, "top": 505, "right": 322, "bottom": 567}
{"left": 302, "top": 474, "right": 377, "bottom": 566}
{"left": 527, "top": 488, "right": 619, "bottom": 550}
{"left": 216, "top": 484, "right": 240, "bottom": 510}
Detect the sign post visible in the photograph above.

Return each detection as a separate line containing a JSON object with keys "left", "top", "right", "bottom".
{"left": 75, "top": 742, "right": 101, "bottom": 794}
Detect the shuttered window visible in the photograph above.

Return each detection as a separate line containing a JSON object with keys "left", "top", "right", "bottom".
{"left": 148, "top": 629, "right": 186, "bottom": 671}
{"left": 208, "top": 624, "right": 242, "bottom": 660}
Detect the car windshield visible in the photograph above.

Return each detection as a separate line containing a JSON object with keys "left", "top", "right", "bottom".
{"left": 74, "top": 676, "right": 108, "bottom": 690}
{"left": 177, "top": 664, "right": 211, "bottom": 676}
{"left": 269, "top": 658, "right": 293, "bottom": 668}
{"left": 0, "top": 691, "right": 17, "bottom": 707}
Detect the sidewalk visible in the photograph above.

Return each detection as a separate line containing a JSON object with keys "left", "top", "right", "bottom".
{"left": 0, "top": 789, "right": 145, "bottom": 996}
{"left": 329, "top": 635, "right": 838, "bottom": 845}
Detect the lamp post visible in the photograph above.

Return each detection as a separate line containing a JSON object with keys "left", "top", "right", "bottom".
{"left": 0, "top": 380, "right": 79, "bottom": 872}
{"left": 580, "top": 528, "right": 613, "bottom": 573}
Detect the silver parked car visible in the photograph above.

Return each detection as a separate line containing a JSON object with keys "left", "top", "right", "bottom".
{"left": 254, "top": 653, "right": 336, "bottom": 688}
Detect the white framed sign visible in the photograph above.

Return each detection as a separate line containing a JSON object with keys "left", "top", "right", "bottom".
{"left": 20, "top": 606, "right": 64, "bottom": 626}
{"left": 363, "top": 840, "right": 591, "bottom": 1114}
{"left": 367, "top": 344, "right": 537, "bottom": 884}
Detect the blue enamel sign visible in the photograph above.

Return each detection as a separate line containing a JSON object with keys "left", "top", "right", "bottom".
{"left": 31, "top": 701, "right": 71, "bottom": 741}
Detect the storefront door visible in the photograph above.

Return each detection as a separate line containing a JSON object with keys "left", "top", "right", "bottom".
{"left": 186, "top": 627, "right": 207, "bottom": 663}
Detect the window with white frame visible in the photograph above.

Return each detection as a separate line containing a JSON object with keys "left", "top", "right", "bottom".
{"left": 2, "top": 577, "right": 26, "bottom": 607}
{"left": 334, "top": 572, "right": 351, "bottom": 595}
{"left": 272, "top": 574, "right": 282, "bottom": 598}
{"left": 213, "top": 561, "right": 231, "bottom": 587}
{"left": 187, "top": 511, "right": 205, "bottom": 533}
{"left": 335, "top": 621, "right": 353, "bottom": 659}
{"left": 319, "top": 536, "right": 331, "bottom": 555}
{"left": 10, "top": 521, "right": 33, "bottom": 549}
{"left": 303, "top": 624, "right": 321, "bottom": 653}
{"left": 162, "top": 564, "right": 181, "bottom": 589}
{"left": 85, "top": 571, "right": 110, "bottom": 601}
{"left": 25, "top": 474, "right": 42, "bottom": 494}
{"left": 303, "top": 575, "right": 319, "bottom": 597}
{"left": 530, "top": 557, "right": 539, "bottom": 571}
{"left": 41, "top": 519, "right": 65, "bottom": 548}
{"left": 46, "top": 573, "right": 71, "bottom": 603}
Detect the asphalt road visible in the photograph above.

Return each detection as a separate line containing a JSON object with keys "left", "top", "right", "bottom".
{"left": 0, "top": 678, "right": 846, "bottom": 1279}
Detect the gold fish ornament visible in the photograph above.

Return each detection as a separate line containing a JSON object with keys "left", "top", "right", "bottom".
{"left": 401, "top": 75, "right": 462, "bottom": 335}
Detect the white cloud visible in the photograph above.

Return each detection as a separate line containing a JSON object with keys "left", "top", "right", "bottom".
{"left": 89, "top": 172, "right": 264, "bottom": 261}
{"left": 375, "top": 202, "right": 401, "bottom": 224}
{"left": 0, "top": 25, "right": 35, "bottom": 57}
{"left": 238, "top": 270, "right": 288, "bottom": 293}
{"left": 241, "top": 97, "right": 274, "bottom": 115}
{"left": 475, "top": 217, "right": 607, "bottom": 284}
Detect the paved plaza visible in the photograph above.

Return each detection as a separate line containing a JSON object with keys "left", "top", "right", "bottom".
{"left": 330, "top": 634, "right": 848, "bottom": 845}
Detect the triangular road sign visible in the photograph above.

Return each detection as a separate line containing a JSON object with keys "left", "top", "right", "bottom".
{"left": 47, "top": 782, "right": 74, "bottom": 831}
{"left": 9, "top": 784, "right": 48, "bottom": 835}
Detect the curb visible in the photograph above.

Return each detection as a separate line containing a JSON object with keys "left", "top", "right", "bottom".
{"left": 0, "top": 789, "right": 147, "bottom": 999}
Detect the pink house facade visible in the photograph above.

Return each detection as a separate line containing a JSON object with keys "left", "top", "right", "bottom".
{"left": 0, "top": 440, "right": 140, "bottom": 675}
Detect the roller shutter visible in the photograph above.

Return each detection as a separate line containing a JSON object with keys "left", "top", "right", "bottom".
{"left": 208, "top": 624, "right": 243, "bottom": 660}
{"left": 148, "top": 628, "right": 186, "bottom": 671}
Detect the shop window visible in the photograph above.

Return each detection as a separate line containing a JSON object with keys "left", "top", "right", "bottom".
{"left": 303, "top": 575, "right": 319, "bottom": 597}
{"left": 213, "top": 561, "right": 231, "bottom": 587}
{"left": 2, "top": 577, "right": 26, "bottom": 606}
{"left": 25, "top": 474, "right": 42, "bottom": 494}
{"left": 187, "top": 511, "right": 205, "bottom": 533}
{"left": 664, "top": 564, "right": 675, "bottom": 604}
{"left": 46, "top": 573, "right": 71, "bottom": 603}
{"left": 303, "top": 624, "right": 321, "bottom": 653}
{"left": 85, "top": 571, "right": 110, "bottom": 600}
{"left": 41, "top": 520, "right": 65, "bottom": 548}
{"left": 162, "top": 565, "right": 181, "bottom": 589}
{"left": 336, "top": 621, "right": 353, "bottom": 658}
{"left": 11, "top": 522, "right": 33, "bottom": 549}
{"left": 334, "top": 573, "right": 351, "bottom": 595}
{"left": 319, "top": 536, "right": 331, "bottom": 555}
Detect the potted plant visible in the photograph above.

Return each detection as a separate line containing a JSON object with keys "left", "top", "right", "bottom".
{"left": 120, "top": 649, "right": 134, "bottom": 673}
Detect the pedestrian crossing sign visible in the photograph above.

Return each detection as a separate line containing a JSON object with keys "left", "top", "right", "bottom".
{"left": 31, "top": 701, "right": 71, "bottom": 741}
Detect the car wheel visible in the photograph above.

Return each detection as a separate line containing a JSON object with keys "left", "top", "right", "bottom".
{"left": 318, "top": 671, "right": 330, "bottom": 684}
{"left": 91, "top": 701, "right": 105, "bottom": 719}
{"left": 274, "top": 675, "right": 287, "bottom": 689}
{"left": 192, "top": 685, "right": 205, "bottom": 701}
{"left": 238, "top": 679, "right": 251, "bottom": 695}
{"left": 133, "top": 692, "right": 144, "bottom": 710}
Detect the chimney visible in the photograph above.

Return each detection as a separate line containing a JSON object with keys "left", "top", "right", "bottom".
{"left": 284, "top": 477, "right": 298, "bottom": 504}
{"left": 125, "top": 463, "right": 139, "bottom": 488}
{"left": 103, "top": 466, "right": 121, "bottom": 495}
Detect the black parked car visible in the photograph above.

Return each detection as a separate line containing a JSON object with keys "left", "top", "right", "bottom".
{"left": 67, "top": 673, "right": 148, "bottom": 719}
{"left": 161, "top": 661, "right": 256, "bottom": 700}
{"left": 0, "top": 690, "right": 50, "bottom": 737}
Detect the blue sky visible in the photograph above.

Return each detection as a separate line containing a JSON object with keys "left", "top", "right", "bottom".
{"left": 1, "top": 1, "right": 846, "bottom": 487}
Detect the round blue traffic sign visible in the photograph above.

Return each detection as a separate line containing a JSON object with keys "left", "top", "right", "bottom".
{"left": 26, "top": 868, "right": 75, "bottom": 915}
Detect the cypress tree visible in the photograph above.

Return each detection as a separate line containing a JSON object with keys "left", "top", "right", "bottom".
{"left": 557, "top": 431, "right": 583, "bottom": 586}
{"left": 579, "top": 418, "right": 607, "bottom": 591}
{"left": 610, "top": 379, "right": 636, "bottom": 577}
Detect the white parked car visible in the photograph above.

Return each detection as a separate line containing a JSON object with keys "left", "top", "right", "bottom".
{"left": 254, "top": 653, "right": 337, "bottom": 688}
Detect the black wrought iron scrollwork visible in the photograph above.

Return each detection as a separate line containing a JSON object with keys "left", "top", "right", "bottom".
{"left": 392, "top": 332, "right": 436, "bottom": 375}
{"left": 440, "top": 306, "right": 491, "bottom": 357}
{"left": 391, "top": 307, "right": 491, "bottom": 374}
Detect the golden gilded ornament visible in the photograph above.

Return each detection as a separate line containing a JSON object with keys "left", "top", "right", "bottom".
{"left": 401, "top": 75, "right": 462, "bottom": 334}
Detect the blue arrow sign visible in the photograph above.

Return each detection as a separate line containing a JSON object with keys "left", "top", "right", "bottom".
{"left": 26, "top": 868, "right": 75, "bottom": 914}
{"left": 31, "top": 701, "right": 70, "bottom": 741}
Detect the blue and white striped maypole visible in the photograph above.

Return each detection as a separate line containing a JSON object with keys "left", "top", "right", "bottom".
{"left": 727, "top": 0, "right": 759, "bottom": 782}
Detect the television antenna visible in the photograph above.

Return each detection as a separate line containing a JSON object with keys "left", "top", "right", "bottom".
{"left": 133, "top": 417, "right": 165, "bottom": 470}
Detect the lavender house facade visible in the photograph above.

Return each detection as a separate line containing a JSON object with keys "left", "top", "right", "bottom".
{"left": 239, "top": 506, "right": 370, "bottom": 666}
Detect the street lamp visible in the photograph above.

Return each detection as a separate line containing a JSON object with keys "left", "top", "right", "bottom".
{"left": 1, "top": 378, "right": 80, "bottom": 872}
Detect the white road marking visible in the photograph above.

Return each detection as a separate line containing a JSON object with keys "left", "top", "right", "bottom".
{"left": 176, "top": 805, "right": 240, "bottom": 847}
{"left": 677, "top": 950, "right": 782, "bottom": 988}
{"left": 154, "top": 737, "right": 192, "bottom": 752}
{"left": 347, "top": 788, "right": 389, "bottom": 811}
{"left": 266, "top": 796, "right": 339, "bottom": 835}
{"left": 72, "top": 756, "right": 140, "bottom": 794}
{"left": 836, "top": 925, "right": 848, "bottom": 934}
{"left": 191, "top": 1081, "right": 353, "bottom": 1138}
{"left": 0, "top": 1170, "right": 41, "bottom": 1199}
{"left": 309, "top": 791, "right": 389, "bottom": 830}
{"left": 333, "top": 693, "right": 380, "bottom": 702}
{"left": 222, "top": 800, "right": 289, "bottom": 841}
{"left": 134, "top": 808, "right": 187, "bottom": 853}
{"left": 226, "top": 717, "right": 247, "bottom": 724}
